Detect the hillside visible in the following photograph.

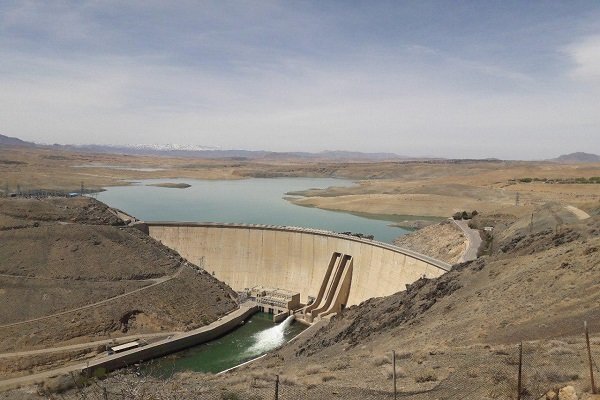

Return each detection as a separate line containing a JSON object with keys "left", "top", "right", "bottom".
{"left": 393, "top": 219, "right": 466, "bottom": 263}
{"left": 0, "top": 197, "right": 237, "bottom": 378}
{"left": 0, "top": 134, "right": 35, "bottom": 148}
{"left": 552, "top": 152, "right": 600, "bottom": 163}
{"left": 210, "top": 208, "right": 600, "bottom": 398}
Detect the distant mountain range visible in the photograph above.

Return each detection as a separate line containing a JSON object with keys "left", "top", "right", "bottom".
{"left": 550, "top": 152, "right": 600, "bottom": 163}
{"left": 3, "top": 133, "right": 598, "bottom": 162}
{"left": 0, "top": 133, "right": 417, "bottom": 161}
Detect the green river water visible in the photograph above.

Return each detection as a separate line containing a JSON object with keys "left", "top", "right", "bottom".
{"left": 146, "top": 313, "right": 305, "bottom": 376}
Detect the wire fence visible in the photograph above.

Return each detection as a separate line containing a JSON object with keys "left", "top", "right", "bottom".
{"left": 45, "top": 323, "right": 599, "bottom": 400}
{"left": 220, "top": 332, "right": 598, "bottom": 400}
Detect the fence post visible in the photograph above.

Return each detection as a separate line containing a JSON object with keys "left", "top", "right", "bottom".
{"left": 274, "top": 374, "right": 279, "bottom": 400}
{"left": 585, "top": 321, "right": 597, "bottom": 394}
{"left": 517, "top": 342, "right": 523, "bottom": 400}
{"left": 392, "top": 350, "right": 397, "bottom": 400}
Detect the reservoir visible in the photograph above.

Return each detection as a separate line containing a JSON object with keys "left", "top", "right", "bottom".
{"left": 147, "top": 313, "right": 305, "bottom": 376}
{"left": 96, "top": 177, "right": 409, "bottom": 243}
{"left": 95, "top": 178, "right": 408, "bottom": 373}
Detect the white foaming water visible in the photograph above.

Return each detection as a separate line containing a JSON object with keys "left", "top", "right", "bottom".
{"left": 246, "top": 315, "right": 295, "bottom": 356}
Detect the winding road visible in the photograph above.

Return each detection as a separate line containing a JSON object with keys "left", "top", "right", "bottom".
{"left": 453, "top": 219, "right": 482, "bottom": 263}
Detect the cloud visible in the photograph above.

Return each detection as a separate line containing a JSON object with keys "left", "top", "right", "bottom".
{"left": 0, "top": 2, "right": 599, "bottom": 159}
{"left": 565, "top": 35, "right": 600, "bottom": 82}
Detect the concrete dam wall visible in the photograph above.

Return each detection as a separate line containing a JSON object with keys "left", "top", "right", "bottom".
{"left": 145, "top": 222, "right": 451, "bottom": 307}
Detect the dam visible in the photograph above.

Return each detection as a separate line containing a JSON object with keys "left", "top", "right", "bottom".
{"left": 141, "top": 222, "right": 451, "bottom": 310}
{"left": 78, "top": 215, "right": 451, "bottom": 376}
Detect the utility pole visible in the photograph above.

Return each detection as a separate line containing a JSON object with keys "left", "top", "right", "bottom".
{"left": 529, "top": 213, "right": 534, "bottom": 233}
{"left": 517, "top": 342, "right": 523, "bottom": 400}
{"left": 81, "top": 181, "right": 84, "bottom": 196}
{"left": 515, "top": 192, "right": 520, "bottom": 206}
{"left": 392, "top": 350, "right": 397, "bottom": 400}
{"left": 585, "top": 321, "right": 597, "bottom": 394}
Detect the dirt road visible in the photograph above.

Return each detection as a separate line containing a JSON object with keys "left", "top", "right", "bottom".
{"left": 0, "top": 266, "right": 184, "bottom": 329}
{"left": 0, "top": 332, "right": 177, "bottom": 359}
{"left": 453, "top": 219, "right": 482, "bottom": 262}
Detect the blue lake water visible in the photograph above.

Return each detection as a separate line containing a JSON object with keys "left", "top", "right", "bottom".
{"left": 96, "top": 177, "right": 408, "bottom": 243}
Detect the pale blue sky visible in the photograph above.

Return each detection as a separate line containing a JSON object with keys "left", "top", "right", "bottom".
{"left": 1, "top": 1, "right": 599, "bottom": 158}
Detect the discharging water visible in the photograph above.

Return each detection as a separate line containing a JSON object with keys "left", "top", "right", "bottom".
{"left": 96, "top": 177, "right": 409, "bottom": 243}
{"left": 146, "top": 313, "right": 305, "bottom": 376}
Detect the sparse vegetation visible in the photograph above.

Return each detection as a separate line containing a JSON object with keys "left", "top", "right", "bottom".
{"left": 512, "top": 176, "right": 600, "bottom": 184}
{"left": 453, "top": 210, "right": 478, "bottom": 220}
{"left": 372, "top": 355, "right": 392, "bottom": 366}
{"left": 303, "top": 364, "right": 324, "bottom": 375}
{"left": 414, "top": 372, "right": 438, "bottom": 383}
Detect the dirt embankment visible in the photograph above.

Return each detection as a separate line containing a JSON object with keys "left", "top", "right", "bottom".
{"left": 394, "top": 220, "right": 466, "bottom": 264}
{"left": 0, "top": 197, "right": 238, "bottom": 376}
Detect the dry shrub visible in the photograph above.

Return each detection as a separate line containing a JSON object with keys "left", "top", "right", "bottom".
{"left": 40, "top": 374, "right": 76, "bottom": 394}
{"left": 372, "top": 355, "right": 392, "bottom": 366}
{"left": 304, "top": 364, "right": 324, "bottom": 375}
{"left": 225, "top": 374, "right": 250, "bottom": 385}
{"left": 247, "top": 370, "right": 277, "bottom": 388}
{"left": 279, "top": 375, "right": 298, "bottom": 386}
{"left": 321, "top": 374, "right": 336, "bottom": 382}
{"left": 414, "top": 372, "right": 438, "bottom": 383}
{"left": 250, "top": 370, "right": 274, "bottom": 381}
{"left": 547, "top": 340, "right": 569, "bottom": 348}
{"left": 545, "top": 346, "right": 577, "bottom": 357}
{"left": 330, "top": 359, "right": 350, "bottom": 371}
{"left": 220, "top": 391, "right": 241, "bottom": 400}
{"left": 544, "top": 371, "right": 579, "bottom": 383}
{"left": 383, "top": 365, "right": 407, "bottom": 380}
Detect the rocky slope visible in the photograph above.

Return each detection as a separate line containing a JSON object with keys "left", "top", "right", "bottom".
{"left": 0, "top": 197, "right": 238, "bottom": 377}
{"left": 230, "top": 208, "right": 600, "bottom": 398}
{"left": 393, "top": 219, "right": 466, "bottom": 264}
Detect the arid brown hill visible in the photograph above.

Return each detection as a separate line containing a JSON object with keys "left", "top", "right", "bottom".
{"left": 0, "top": 197, "right": 237, "bottom": 355}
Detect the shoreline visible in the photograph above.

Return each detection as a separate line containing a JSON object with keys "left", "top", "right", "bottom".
{"left": 285, "top": 196, "right": 448, "bottom": 222}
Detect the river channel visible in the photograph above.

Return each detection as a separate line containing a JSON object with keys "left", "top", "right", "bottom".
{"left": 145, "top": 313, "right": 305, "bottom": 376}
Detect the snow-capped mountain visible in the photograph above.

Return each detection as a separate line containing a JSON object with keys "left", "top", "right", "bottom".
{"left": 123, "top": 143, "right": 220, "bottom": 151}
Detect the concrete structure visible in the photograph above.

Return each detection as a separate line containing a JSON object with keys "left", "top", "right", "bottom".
{"left": 303, "top": 252, "right": 353, "bottom": 322}
{"left": 82, "top": 304, "right": 258, "bottom": 377}
{"left": 144, "top": 222, "right": 450, "bottom": 307}
{"left": 250, "top": 286, "right": 301, "bottom": 315}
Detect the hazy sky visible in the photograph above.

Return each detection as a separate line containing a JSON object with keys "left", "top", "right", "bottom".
{"left": 1, "top": 1, "right": 599, "bottom": 159}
